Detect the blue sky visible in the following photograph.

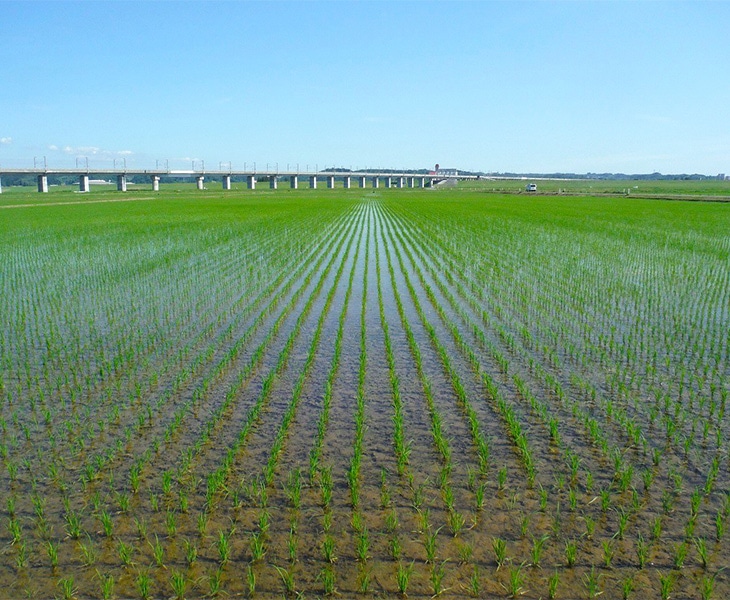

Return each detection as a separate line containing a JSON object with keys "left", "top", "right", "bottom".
{"left": 1, "top": 1, "right": 728, "bottom": 174}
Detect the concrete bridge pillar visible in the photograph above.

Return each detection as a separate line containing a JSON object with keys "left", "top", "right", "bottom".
{"left": 269, "top": 176, "right": 278, "bottom": 190}
{"left": 419, "top": 177, "right": 426, "bottom": 188}
{"left": 222, "top": 175, "right": 231, "bottom": 190}
{"left": 372, "top": 177, "right": 379, "bottom": 188}
{"left": 247, "top": 175, "right": 256, "bottom": 190}
{"left": 397, "top": 177, "right": 405, "bottom": 188}
{"left": 358, "top": 176, "right": 366, "bottom": 188}
{"left": 116, "top": 175, "right": 127, "bottom": 192}
{"left": 38, "top": 174, "right": 49, "bottom": 193}
{"left": 327, "top": 175, "right": 335, "bottom": 189}
{"left": 385, "top": 177, "right": 392, "bottom": 188}
{"left": 290, "top": 175, "right": 298, "bottom": 189}
{"left": 343, "top": 176, "right": 351, "bottom": 189}
{"left": 309, "top": 175, "right": 317, "bottom": 189}
{"left": 408, "top": 177, "right": 415, "bottom": 188}
{"left": 151, "top": 175, "right": 161, "bottom": 192}
{"left": 79, "top": 174, "right": 90, "bottom": 193}
{"left": 196, "top": 176, "right": 205, "bottom": 190}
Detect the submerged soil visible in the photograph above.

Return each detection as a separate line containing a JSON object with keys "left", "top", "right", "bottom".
{"left": 1, "top": 191, "right": 729, "bottom": 598}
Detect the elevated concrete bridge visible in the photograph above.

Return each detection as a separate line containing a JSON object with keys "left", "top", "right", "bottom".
{"left": 0, "top": 167, "right": 479, "bottom": 193}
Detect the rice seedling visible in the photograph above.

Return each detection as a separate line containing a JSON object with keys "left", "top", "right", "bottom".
{"left": 468, "top": 564, "right": 481, "bottom": 597}
{"left": 497, "top": 466, "right": 508, "bottom": 491}
{"left": 183, "top": 538, "right": 197, "bottom": 566}
{"left": 320, "top": 565, "right": 336, "bottom": 595}
{"left": 356, "top": 527, "right": 369, "bottom": 562}
{"left": 322, "top": 534, "right": 337, "bottom": 563}
{"left": 695, "top": 536, "right": 709, "bottom": 569}
{"left": 246, "top": 564, "right": 255, "bottom": 596}
{"left": 396, "top": 560, "right": 414, "bottom": 595}
{"left": 136, "top": 569, "right": 152, "bottom": 600}
{"left": 565, "top": 539, "right": 578, "bottom": 567}
{"left": 448, "top": 509, "right": 466, "bottom": 536}
{"left": 389, "top": 534, "right": 402, "bottom": 560}
{"left": 170, "top": 570, "right": 186, "bottom": 600}
{"left": 358, "top": 564, "right": 372, "bottom": 594}
{"left": 583, "top": 566, "right": 602, "bottom": 598}
{"left": 274, "top": 564, "right": 296, "bottom": 595}
{"left": 673, "top": 542, "right": 688, "bottom": 569}
{"left": 636, "top": 533, "right": 649, "bottom": 568}
{"left": 78, "top": 537, "right": 97, "bottom": 566}
{"left": 46, "top": 540, "right": 59, "bottom": 569}
{"left": 98, "top": 572, "right": 114, "bottom": 600}
{"left": 699, "top": 570, "right": 721, "bottom": 600}
{"left": 530, "top": 534, "right": 549, "bottom": 567}
{"left": 602, "top": 540, "right": 614, "bottom": 568}
{"left": 57, "top": 576, "right": 77, "bottom": 600}
{"left": 503, "top": 563, "right": 526, "bottom": 598}
{"left": 118, "top": 540, "right": 134, "bottom": 567}
{"left": 493, "top": 537, "right": 508, "bottom": 569}
{"left": 458, "top": 541, "right": 473, "bottom": 564}
{"left": 64, "top": 510, "right": 83, "bottom": 539}
{"left": 622, "top": 575, "right": 635, "bottom": 599}
{"left": 151, "top": 534, "right": 165, "bottom": 567}
{"left": 424, "top": 527, "right": 440, "bottom": 564}
{"left": 659, "top": 572, "right": 675, "bottom": 600}
{"left": 430, "top": 560, "right": 448, "bottom": 596}
{"left": 548, "top": 570, "right": 560, "bottom": 599}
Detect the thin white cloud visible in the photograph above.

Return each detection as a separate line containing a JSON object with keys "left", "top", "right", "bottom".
{"left": 55, "top": 144, "right": 134, "bottom": 158}
{"left": 0, "top": 137, "right": 12, "bottom": 145}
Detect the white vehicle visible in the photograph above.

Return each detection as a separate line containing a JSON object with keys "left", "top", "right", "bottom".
{"left": 526, "top": 183, "right": 537, "bottom": 192}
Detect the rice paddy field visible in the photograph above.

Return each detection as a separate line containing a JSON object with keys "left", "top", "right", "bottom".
{"left": 1, "top": 186, "right": 729, "bottom": 599}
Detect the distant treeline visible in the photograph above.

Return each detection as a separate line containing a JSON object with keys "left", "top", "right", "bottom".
{"left": 1, "top": 171, "right": 725, "bottom": 187}
{"left": 487, "top": 172, "right": 725, "bottom": 181}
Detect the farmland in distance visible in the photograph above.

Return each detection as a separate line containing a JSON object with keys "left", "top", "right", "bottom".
{"left": 1, "top": 187, "right": 729, "bottom": 598}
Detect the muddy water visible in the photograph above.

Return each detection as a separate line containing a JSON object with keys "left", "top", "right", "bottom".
{"left": 2, "top": 195, "right": 729, "bottom": 599}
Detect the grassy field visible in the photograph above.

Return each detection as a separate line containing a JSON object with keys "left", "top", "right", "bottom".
{"left": 1, "top": 186, "right": 729, "bottom": 598}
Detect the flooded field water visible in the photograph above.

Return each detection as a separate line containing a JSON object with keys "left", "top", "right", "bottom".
{"left": 1, "top": 189, "right": 729, "bottom": 598}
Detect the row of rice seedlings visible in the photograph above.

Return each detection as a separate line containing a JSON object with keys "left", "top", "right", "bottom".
{"left": 350, "top": 209, "right": 374, "bottom": 594}
{"left": 374, "top": 231, "right": 411, "bottom": 477}
{"left": 4, "top": 218, "right": 290, "bottom": 469}
{"left": 176, "top": 214, "right": 358, "bottom": 597}
{"left": 199, "top": 214, "right": 356, "bottom": 513}
{"left": 381, "top": 208, "right": 537, "bottom": 487}
{"left": 150, "top": 206, "right": 358, "bottom": 593}
{"left": 165, "top": 211, "right": 359, "bottom": 499}
{"left": 308, "top": 207, "right": 365, "bottom": 486}
{"left": 410, "top": 228, "right": 654, "bottom": 546}
{"left": 5, "top": 205, "right": 356, "bottom": 596}
{"left": 385, "top": 196, "right": 730, "bottom": 583}
{"left": 19, "top": 213, "right": 343, "bottom": 525}
{"left": 257, "top": 212, "right": 363, "bottom": 597}
{"left": 371, "top": 208, "right": 446, "bottom": 594}
{"left": 56, "top": 214, "right": 356, "bottom": 554}
{"left": 448, "top": 206, "right": 726, "bottom": 479}
{"left": 390, "top": 203, "right": 644, "bottom": 516}
{"left": 388, "top": 206, "right": 598, "bottom": 459}
{"left": 393, "top": 208, "right": 612, "bottom": 497}
{"left": 378, "top": 216, "right": 465, "bottom": 596}
{"left": 378, "top": 213, "right": 473, "bottom": 545}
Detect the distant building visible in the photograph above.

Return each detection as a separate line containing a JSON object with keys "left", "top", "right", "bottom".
{"left": 718, "top": 174, "right": 726, "bottom": 180}
{"left": 429, "top": 168, "right": 459, "bottom": 177}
